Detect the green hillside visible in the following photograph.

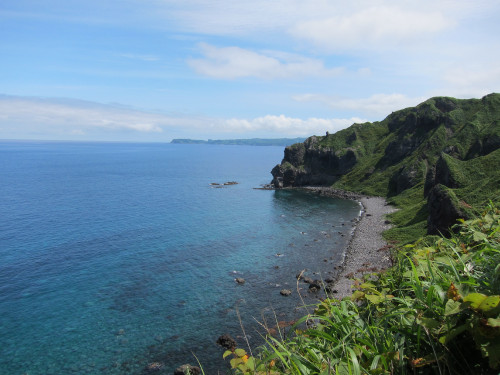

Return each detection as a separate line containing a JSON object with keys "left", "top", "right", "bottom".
{"left": 271, "top": 93, "right": 500, "bottom": 242}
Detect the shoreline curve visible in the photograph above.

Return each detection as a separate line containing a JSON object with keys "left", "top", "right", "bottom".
{"left": 302, "top": 187, "right": 398, "bottom": 298}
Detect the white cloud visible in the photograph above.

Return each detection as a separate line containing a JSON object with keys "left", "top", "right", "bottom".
{"left": 293, "top": 93, "right": 426, "bottom": 118}
{"left": 0, "top": 95, "right": 363, "bottom": 140}
{"left": 223, "top": 115, "right": 365, "bottom": 136}
{"left": 187, "top": 43, "right": 343, "bottom": 79}
{"left": 291, "top": 6, "right": 453, "bottom": 52}
{"left": 440, "top": 65, "right": 500, "bottom": 98}
{"left": 0, "top": 96, "right": 166, "bottom": 133}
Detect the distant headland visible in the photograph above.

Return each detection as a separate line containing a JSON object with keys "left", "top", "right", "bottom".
{"left": 170, "top": 137, "right": 305, "bottom": 146}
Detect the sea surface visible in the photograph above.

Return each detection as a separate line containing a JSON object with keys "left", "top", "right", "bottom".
{"left": 0, "top": 141, "right": 361, "bottom": 374}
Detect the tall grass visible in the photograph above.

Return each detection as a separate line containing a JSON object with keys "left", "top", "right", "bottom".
{"left": 222, "top": 203, "right": 500, "bottom": 374}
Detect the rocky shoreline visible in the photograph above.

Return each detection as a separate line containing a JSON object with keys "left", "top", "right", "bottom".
{"left": 299, "top": 187, "right": 397, "bottom": 299}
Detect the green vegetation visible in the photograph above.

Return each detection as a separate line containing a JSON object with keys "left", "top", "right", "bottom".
{"left": 170, "top": 138, "right": 306, "bottom": 146}
{"left": 220, "top": 94, "right": 500, "bottom": 374}
{"left": 223, "top": 203, "right": 500, "bottom": 374}
{"left": 273, "top": 93, "right": 500, "bottom": 243}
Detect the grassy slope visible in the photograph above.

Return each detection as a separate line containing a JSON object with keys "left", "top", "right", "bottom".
{"left": 311, "top": 94, "right": 500, "bottom": 243}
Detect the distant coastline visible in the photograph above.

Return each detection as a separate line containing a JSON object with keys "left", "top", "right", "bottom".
{"left": 170, "top": 137, "right": 305, "bottom": 146}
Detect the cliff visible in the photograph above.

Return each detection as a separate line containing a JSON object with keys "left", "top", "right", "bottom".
{"left": 271, "top": 93, "right": 500, "bottom": 239}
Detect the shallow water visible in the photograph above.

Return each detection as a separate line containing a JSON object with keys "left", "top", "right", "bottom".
{"left": 0, "top": 141, "right": 360, "bottom": 374}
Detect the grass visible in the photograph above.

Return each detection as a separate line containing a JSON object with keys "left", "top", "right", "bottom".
{"left": 222, "top": 202, "right": 500, "bottom": 374}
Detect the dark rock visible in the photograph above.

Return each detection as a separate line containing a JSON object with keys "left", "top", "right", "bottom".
{"left": 235, "top": 278, "right": 245, "bottom": 284}
{"left": 280, "top": 289, "right": 292, "bottom": 296}
{"left": 427, "top": 184, "right": 466, "bottom": 235}
{"left": 271, "top": 137, "right": 358, "bottom": 188}
{"left": 325, "top": 284, "right": 338, "bottom": 293}
{"left": 174, "top": 364, "right": 201, "bottom": 375}
{"left": 302, "top": 276, "right": 314, "bottom": 284}
{"left": 216, "top": 334, "right": 236, "bottom": 351}
{"left": 308, "top": 280, "right": 321, "bottom": 292}
{"left": 223, "top": 181, "right": 238, "bottom": 185}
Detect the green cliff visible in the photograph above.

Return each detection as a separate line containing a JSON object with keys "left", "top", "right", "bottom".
{"left": 271, "top": 93, "right": 500, "bottom": 241}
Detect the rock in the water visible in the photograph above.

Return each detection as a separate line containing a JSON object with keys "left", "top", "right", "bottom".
{"left": 174, "top": 364, "right": 201, "bottom": 375}
{"left": 144, "top": 362, "right": 164, "bottom": 372}
{"left": 280, "top": 289, "right": 292, "bottom": 296}
{"left": 223, "top": 181, "right": 238, "bottom": 185}
{"left": 216, "top": 334, "right": 236, "bottom": 351}
{"left": 235, "top": 277, "right": 245, "bottom": 284}
{"left": 308, "top": 280, "right": 321, "bottom": 292}
{"left": 302, "top": 276, "right": 314, "bottom": 284}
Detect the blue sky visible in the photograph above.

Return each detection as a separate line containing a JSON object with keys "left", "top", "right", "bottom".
{"left": 1, "top": 0, "right": 499, "bottom": 141}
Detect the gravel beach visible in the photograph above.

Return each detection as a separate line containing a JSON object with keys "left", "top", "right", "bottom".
{"left": 304, "top": 187, "right": 398, "bottom": 298}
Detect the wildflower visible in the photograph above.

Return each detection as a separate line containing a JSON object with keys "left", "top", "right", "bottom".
{"left": 447, "top": 283, "right": 461, "bottom": 301}
{"left": 242, "top": 354, "right": 249, "bottom": 363}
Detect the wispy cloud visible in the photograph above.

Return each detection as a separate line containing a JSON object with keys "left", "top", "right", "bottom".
{"left": 0, "top": 96, "right": 166, "bottom": 138}
{"left": 223, "top": 115, "right": 365, "bottom": 136}
{"left": 187, "top": 43, "right": 343, "bottom": 80}
{"left": 293, "top": 93, "right": 426, "bottom": 118}
{"left": 0, "top": 95, "right": 362, "bottom": 140}
{"left": 290, "top": 6, "right": 453, "bottom": 52}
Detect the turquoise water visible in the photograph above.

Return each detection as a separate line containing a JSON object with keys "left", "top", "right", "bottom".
{"left": 0, "top": 141, "right": 360, "bottom": 374}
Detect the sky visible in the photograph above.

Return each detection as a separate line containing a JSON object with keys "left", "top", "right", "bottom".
{"left": 1, "top": 0, "right": 499, "bottom": 142}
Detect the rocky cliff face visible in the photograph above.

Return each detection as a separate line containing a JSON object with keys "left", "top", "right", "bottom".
{"left": 271, "top": 93, "right": 500, "bottom": 236}
{"left": 271, "top": 137, "right": 358, "bottom": 188}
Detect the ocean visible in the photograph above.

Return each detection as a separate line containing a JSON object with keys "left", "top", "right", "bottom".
{"left": 0, "top": 141, "right": 361, "bottom": 374}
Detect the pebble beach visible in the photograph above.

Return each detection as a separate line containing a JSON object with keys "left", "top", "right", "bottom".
{"left": 303, "top": 187, "right": 398, "bottom": 298}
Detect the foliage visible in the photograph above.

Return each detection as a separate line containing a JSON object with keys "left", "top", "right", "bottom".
{"left": 224, "top": 203, "right": 500, "bottom": 374}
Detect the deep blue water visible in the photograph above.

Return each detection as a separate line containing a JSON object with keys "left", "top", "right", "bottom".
{"left": 0, "top": 141, "right": 360, "bottom": 374}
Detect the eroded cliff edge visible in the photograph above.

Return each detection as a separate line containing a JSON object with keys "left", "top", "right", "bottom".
{"left": 271, "top": 93, "right": 500, "bottom": 238}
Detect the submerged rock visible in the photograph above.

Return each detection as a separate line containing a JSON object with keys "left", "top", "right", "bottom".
{"left": 144, "top": 362, "right": 164, "bottom": 372}
{"left": 216, "top": 334, "right": 236, "bottom": 351}
{"left": 174, "top": 364, "right": 201, "bottom": 375}
{"left": 235, "top": 277, "right": 245, "bottom": 284}
{"left": 280, "top": 289, "right": 292, "bottom": 296}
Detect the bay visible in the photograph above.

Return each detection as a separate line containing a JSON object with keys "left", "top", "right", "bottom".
{"left": 0, "top": 141, "right": 360, "bottom": 374}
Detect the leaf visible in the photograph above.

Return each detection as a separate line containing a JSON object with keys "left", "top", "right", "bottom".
{"left": 234, "top": 348, "right": 247, "bottom": 357}
{"left": 230, "top": 357, "right": 241, "bottom": 368}
{"left": 223, "top": 350, "right": 233, "bottom": 359}
{"left": 478, "top": 296, "right": 500, "bottom": 316}
{"left": 463, "top": 293, "right": 488, "bottom": 309}
{"left": 351, "top": 290, "right": 365, "bottom": 300}
{"left": 245, "top": 356, "right": 255, "bottom": 370}
{"left": 365, "top": 294, "right": 383, "bottom": 304}
{"left": 418, "top": 317, "right": 441, "bottom": 330}
{"left": 487, "top": 318, "right": 500, "bottom": 328}
{"left": 445, "top": 299, "right": 462, "bottom": 316}
{"left": 473, "top": 231, "right": 488, "bottom": 242}
{"left": 439, "top": 324, "right": 468, "bottom": 345}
